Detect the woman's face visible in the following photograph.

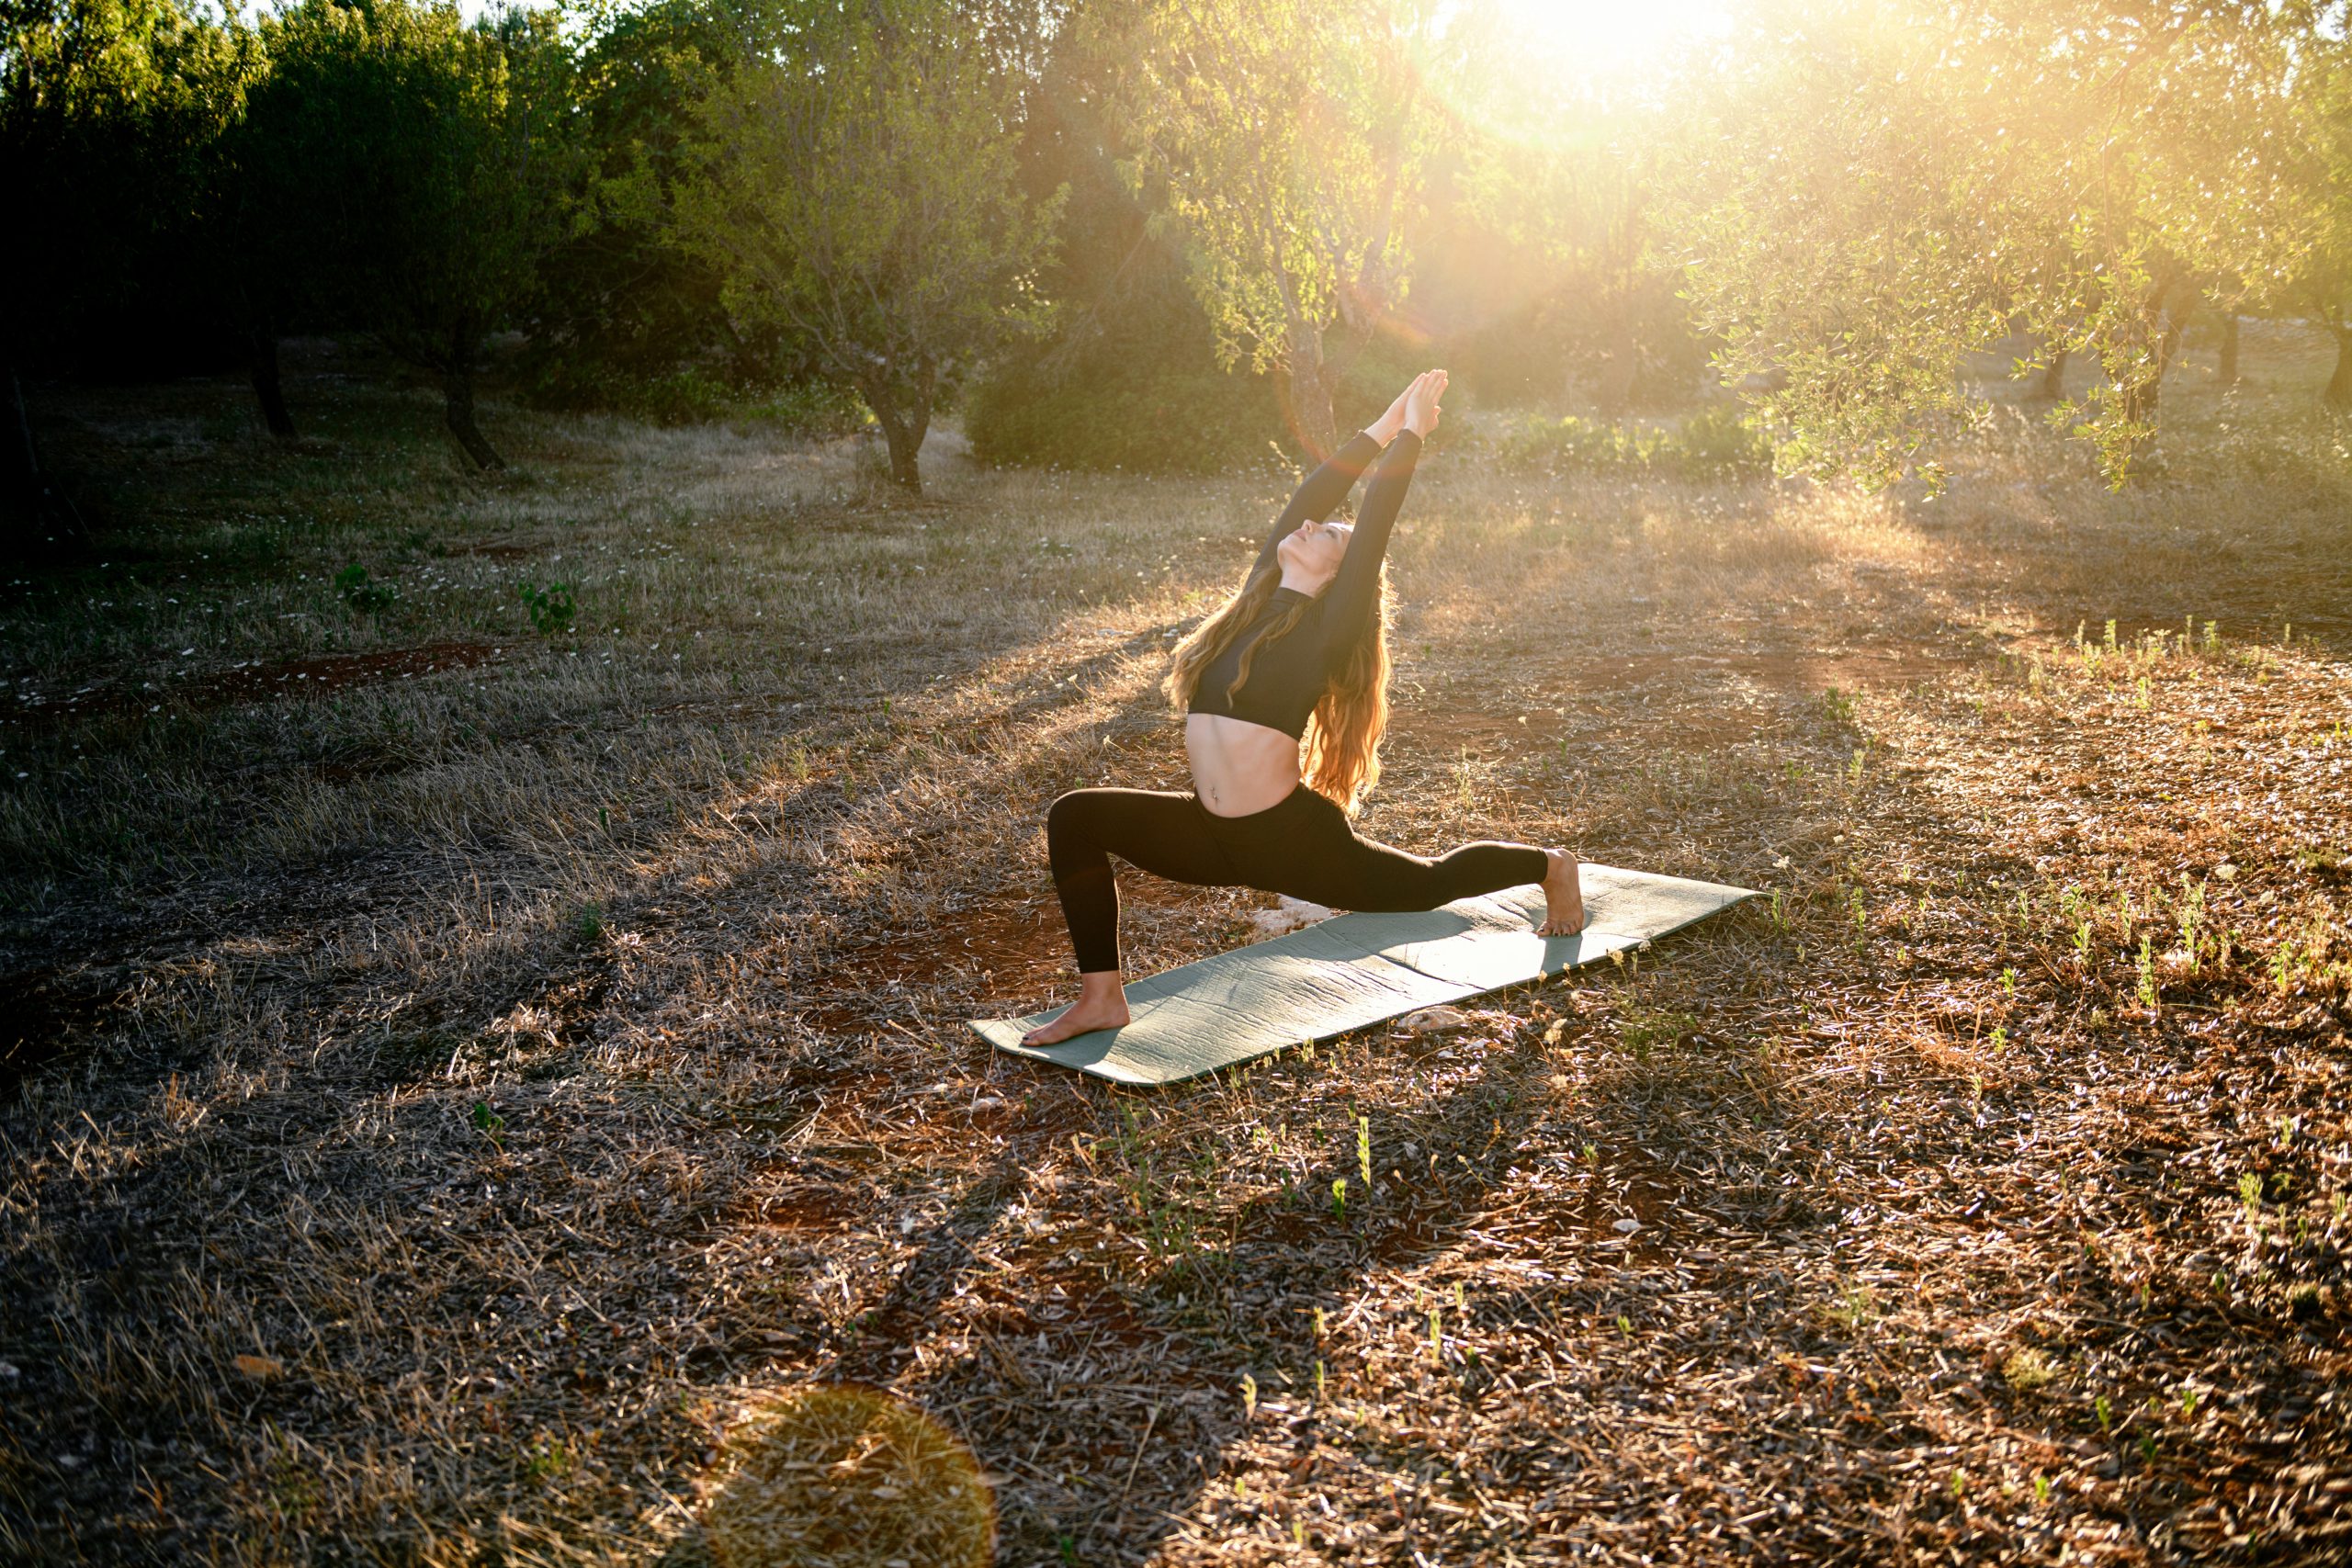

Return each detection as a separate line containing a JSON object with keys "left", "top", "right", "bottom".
{"left": 1276, "top": 517, "right": 1352, "bottom": 592}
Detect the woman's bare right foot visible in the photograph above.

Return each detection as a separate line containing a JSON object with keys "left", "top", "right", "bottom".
{"left": 1022, "top": 974, "right": 1131, "bottom": 1046}
{"left": 1538, "top": 849, "right": 1587, "bottom": 936}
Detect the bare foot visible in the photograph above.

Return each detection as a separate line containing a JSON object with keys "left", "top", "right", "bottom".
{"left": 1021, "top": 974, "right": 1131, "bottom": 1046}
{"left": 1538, "top": 849, "right": 1586, "bottom": 936}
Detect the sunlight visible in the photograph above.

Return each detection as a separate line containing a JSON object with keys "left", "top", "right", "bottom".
{"left": 1489, "top": 0, "right": 1732, "bottom": 79}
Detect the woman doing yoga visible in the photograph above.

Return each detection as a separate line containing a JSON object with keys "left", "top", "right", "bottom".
{"left": 1023, "top": 369, "right": 1585, "bottom": 1047}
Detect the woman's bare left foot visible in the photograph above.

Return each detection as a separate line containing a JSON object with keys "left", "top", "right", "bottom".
{"left": 1021, "top": 988, "right": 1130, "bottom": 1046}
{"left": 1538, "top": 849, "right": 1586, "bottom": 936}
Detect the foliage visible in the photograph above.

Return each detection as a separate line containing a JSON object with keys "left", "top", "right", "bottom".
{"left": 964, "top": 227, "right": 1282, "bottom": 473}
{"left": 524, "top": 0, "right": 786, "bottom": 400}
{"left": 518, "top": 581, "right": 576, "bottom": 636}
{"left": 2285, "top": 28, "right": 2352, "bottom": 407}
{"left": 964, "top": 14, "right": 1285, "bottom": 474}
{"left": 334, "top": 562, "right": 397, "bottom": 612}
{"left": 243, "top": 0, "right": 582, "bottom": 468}
{"left": 1444, "top": 0, "right": 1700, "bottom": 412}
{"left": 10, "top": 0, "right": 2351, "bottom": 495}
{"left": 526, "top": 360, "right": 872, "bottom": 435}
{"left": 1671, "top": 0, "right": 2324, "bottom": 489}
{"left": 1090, "top": 0, "right": 1442, "bottom": 457}
{"left": 966, "top": 357, "right": 1279, "bottom": 474}
{"left": 671, "top": 0, "right": 1065, "bottom": 493}
{"left": 1492, "top": 406, "right": 1770, "bottom": 479}
{"left": 1, "top": 0, "right": 257, "bottom": 373}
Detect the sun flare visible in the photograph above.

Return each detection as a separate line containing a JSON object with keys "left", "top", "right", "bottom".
{"left": 1489, "top": 0, "right": 1731, "bottom": 79}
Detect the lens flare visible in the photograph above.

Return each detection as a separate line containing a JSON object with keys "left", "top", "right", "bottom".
{"left": 1486, "top": 0, "right": 1732, "bottom": 83}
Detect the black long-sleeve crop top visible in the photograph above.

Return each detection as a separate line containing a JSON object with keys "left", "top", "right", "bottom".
{"left": 1186, "top": 428, "right": 1421, "bottom": 740}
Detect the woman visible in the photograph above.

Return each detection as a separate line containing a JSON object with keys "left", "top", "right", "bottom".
{"left": 1023, "top": 369, "right": 1584, "bottom": 1047}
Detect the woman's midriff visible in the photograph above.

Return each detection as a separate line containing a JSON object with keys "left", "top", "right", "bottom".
{"left": 1186, "top": 712, "right": 1304, "bottom": 818}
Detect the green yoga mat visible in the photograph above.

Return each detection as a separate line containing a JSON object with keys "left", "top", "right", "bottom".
{"left": 972, "top": 863, "right": 1757, "bottom": 1085}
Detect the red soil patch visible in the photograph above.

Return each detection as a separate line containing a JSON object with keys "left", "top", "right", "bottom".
{"left": 737, "top": 1182, "right": 872, "bottom": 1235}
{"left": 4, "top": 640, "right": 503, "bottom": 726}
{"left": 828, "top": 899, "right": 1078, "bottom": 999}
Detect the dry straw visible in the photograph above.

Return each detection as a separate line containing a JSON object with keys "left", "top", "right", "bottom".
{"left": 706, "top": 1384, "right": 992, "bottom": 1568}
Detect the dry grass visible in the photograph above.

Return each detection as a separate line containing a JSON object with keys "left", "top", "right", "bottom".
{"left": 2, "top": 325, "right": 2348, "bottom": 1565}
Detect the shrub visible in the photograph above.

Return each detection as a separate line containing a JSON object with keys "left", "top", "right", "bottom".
{"left": 523, "top": 360, "right": 870, "bottom": 437}
{"left": 1493, "top": 404, "right": 1770, "bottom": 479}
{"left": 965, "top": 359, "right": 1281, "bottom": 474}
{"left": 736, "top": 380, "right": 872, "bottom": 441}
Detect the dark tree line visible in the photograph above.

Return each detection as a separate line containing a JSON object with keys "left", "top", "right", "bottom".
{"left": 7, "top": 0, "right": 2346, "bottom": 550}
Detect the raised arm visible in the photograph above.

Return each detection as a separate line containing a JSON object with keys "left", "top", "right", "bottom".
{"left": 1248, "top": 431, "right": 1384, "bottom": 577}
{"left": 1318, "top": 430, "right": 1421, "bottom": 649}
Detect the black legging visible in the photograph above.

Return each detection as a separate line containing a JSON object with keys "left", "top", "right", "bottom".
{"left": 1046, "top": 782, "right": 1548, "bottom": 973}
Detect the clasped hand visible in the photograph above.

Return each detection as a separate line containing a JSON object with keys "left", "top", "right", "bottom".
{"left": 1370, "top": 369, "right": 1447, "bottom": 443}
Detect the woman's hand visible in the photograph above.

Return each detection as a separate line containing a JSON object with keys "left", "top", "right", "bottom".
{"left": 1367, "top": 379, "right": 1417, "bottom": 445}
{"left": 1403, "top": 368, "right": 1447, "bottom": 437}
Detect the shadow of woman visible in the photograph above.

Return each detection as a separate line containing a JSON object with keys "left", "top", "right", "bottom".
{"left": 758, "top": 1015, "right": 1725, "bottom": 1564}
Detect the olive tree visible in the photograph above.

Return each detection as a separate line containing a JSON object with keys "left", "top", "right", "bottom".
{"left": 1671, "top": 0, "right": 2315, "bottom": 487}
{"left": 2290, "top": 23, "right": 2352, "bottom": 407}
{"left": 671, "top": 0, "right": 1063, "bottom": 493}
{"left": 1448, "top": 2, "right": 1676, "bottom": 414}
{"left": 2, "top": 0, "right": 256, "bottom": 547}
{"left": 1093, "top": 0, "right": 1439, "bottom": 457}
{"left": 245, "top": 0, "right": 579, "bottom": 469}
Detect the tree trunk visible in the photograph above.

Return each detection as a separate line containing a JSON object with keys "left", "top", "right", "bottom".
{"left": 2326, "top": 324, "right": 2352, "bottom": 410}
{"left": 2109, "top": 281, "right": 2184, "bottom": 478}
{"left": 2026, "top": 346, "right": 2068, "bottom": 402}
{"left": 2122, "top": 302, "right": 2185, "bottom": 429}
{"left": 2152, "top": 308, "right": 2186, "bottom": 414}
{"left": 249, "top": 330, "right": 296, "bottom": 439}
{"left": 2, "top": 364, "right": 86, "bottom": 560}
{"left": 443, "top": 360, "right": 504, "bottom": 470}
{"left": 2218, "top": 314, "right": 2240, "bottom": 388}
{"left": 1280, "top": 334, "right": 1340, "bottom": 460}
{"left": 872, "top": 397, "right": 928, "bottom": 493}
{"left": 1595, "top": 319, "right": 1639, "bottom": 417}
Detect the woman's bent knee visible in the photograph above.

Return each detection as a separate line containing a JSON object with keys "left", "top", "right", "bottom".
{"left": 1047, "top": 789, "right": 1097, "bottom": 838}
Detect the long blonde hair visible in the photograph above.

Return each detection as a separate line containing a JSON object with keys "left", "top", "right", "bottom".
{"left": 1164, "top": 562, "right": 1395, "bottom": 814}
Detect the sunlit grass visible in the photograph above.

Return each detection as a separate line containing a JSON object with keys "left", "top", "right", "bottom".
{"left": 1, "top": 331, "right": 2346, "bottom": 1562}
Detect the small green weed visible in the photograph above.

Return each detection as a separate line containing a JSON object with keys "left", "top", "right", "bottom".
{"left": 1618, "top": 1006, "right": 1699, "bottom": 1063}
{"left": 334, "top": 563, "right": 397, "bottom": 613}
{"left": 2003, "top": 1347, "right": 2057, "bottom": 1391}
{"left": 520, "top": 581, "right": 577, "bottom": 637}
{"left": 1820, "top": 1280, "right": 1878, "bottom": 1333}
{"left": 521, "top": 1435, "right": 573, "bottom": 1483}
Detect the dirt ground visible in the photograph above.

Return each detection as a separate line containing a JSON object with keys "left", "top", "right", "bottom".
{"left": 3, "top": 327, "right": 2348, "bottom": 1564}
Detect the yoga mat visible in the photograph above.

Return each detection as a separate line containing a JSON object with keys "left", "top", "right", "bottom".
{"left": 972, "top": 863, "right": 1757, "bottom": 1085}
